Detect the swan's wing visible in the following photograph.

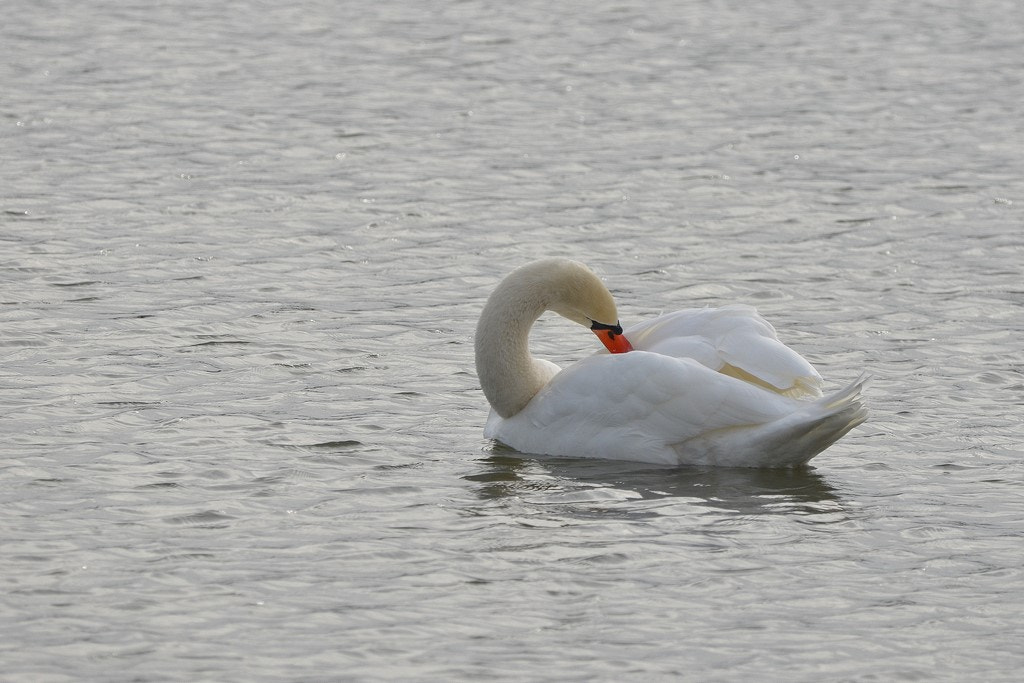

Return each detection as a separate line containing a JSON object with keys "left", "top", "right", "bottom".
{"left": 626, "top": 306, "right": 822, "bottom": 398}
{"left": 717, "top": 326, "right": 822, "bottom": 397}
{"left": 500, "top": 351, "right": 800, "bottom": 461}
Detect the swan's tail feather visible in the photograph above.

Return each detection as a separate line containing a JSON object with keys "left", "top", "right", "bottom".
{"left": 676, "top": 375, "right": 869, "bottom": 467}
{"left": 821, "top": 373, "right": 869, "bottom": 412}
{"left": 773, "top": 374, "right": 869, "bottom": 466}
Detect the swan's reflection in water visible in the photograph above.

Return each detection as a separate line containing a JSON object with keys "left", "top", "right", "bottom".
{"left": 467, "top": 445, "right": 842, "bottom": 517}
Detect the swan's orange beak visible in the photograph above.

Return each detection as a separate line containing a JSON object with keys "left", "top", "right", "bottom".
{"left": 591, "top": 321, "right": 633, "bottom": 354}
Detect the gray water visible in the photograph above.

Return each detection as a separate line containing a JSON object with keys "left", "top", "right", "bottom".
{"left": 2, "top": 0, "right": 1023, "bottom": 680}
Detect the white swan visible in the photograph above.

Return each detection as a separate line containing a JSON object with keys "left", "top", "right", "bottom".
{"left": 475, "top": 258, "right": 867, "bottom": 467}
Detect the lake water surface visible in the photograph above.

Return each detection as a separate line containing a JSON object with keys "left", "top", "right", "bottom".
{"left": 2, "top": 0, "right": 1023, "bottom": 680}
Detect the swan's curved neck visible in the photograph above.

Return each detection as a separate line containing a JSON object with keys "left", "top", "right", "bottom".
{"left": 474, "top": 281, "right": 554, "bottom": 419}
{"left": 475, "top": 258, "right": 622, "bottom": 418}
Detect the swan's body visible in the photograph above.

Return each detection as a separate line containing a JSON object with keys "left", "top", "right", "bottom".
{"left": 475, "top": 258, "right": 867, "bottom": 467}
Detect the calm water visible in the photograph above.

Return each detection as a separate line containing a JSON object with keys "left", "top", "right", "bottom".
{"left": 3, "top": 0, "right": 1023, "bottom": 680}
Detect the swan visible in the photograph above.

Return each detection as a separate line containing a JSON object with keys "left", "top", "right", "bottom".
{"left": 474, "top": 258, "right": 867, "bottom": 467}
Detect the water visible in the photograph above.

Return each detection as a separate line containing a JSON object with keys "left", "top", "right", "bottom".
{"left": 2, "top": 0, "right": 1022, "bottom": 680}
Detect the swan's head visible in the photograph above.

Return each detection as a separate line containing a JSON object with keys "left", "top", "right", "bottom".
{"left": 511, "top": 258, "right": 633, "bottom": 354}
